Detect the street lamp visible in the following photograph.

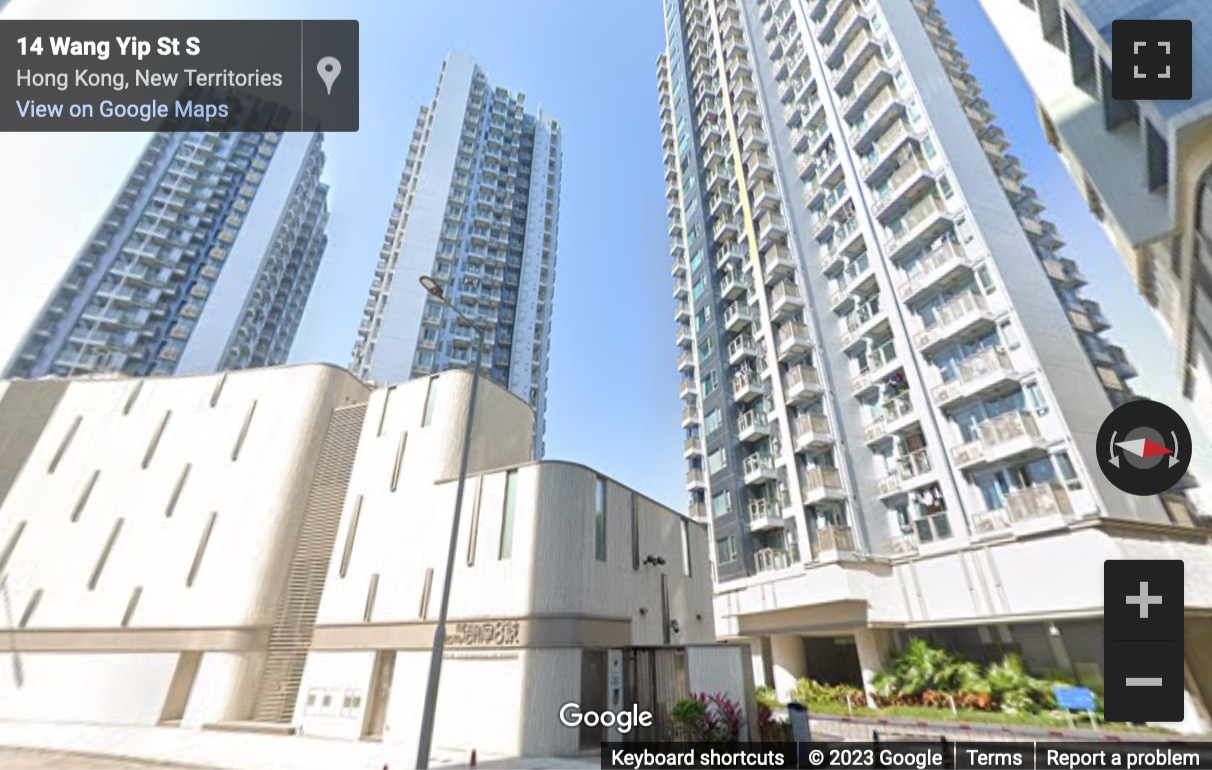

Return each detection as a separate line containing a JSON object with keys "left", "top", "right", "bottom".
{"left": 415, "top": 274, "right": 486, "bottom": 769}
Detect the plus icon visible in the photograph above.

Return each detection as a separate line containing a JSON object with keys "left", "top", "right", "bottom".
{"left": 1126, "top": 581, "right": 1163, "bottom": 618}
{"left": 1112, "top": 19, "right": 1192, "bottom": 100}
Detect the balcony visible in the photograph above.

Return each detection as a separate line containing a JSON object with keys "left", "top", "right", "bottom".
{"left": 683, "top": 435, "right": 702, "bottom": 458}
{"left": 673, "top": 277, "right": 689, "bottom": 299}
{"left": 776, "top": 322, "right": 813, "bottom": 359}
{"left": 688, "top": 501, "right": 706, "bottom": 519}
{"left": 754, "top": 546, "right": 797, "bottom": 573}
{"left": 972, "top": 484, "right": 1074, "bottom": 535}
{"left": 930, "top": 347, "right": 1018, "bottom": 407}
{"left": 686, "top": 468, "right": 707, "bottom": 490}
{"left": 740, "top": 126, "right": 767, "bottom": 156}
{"left": 681, "top": 404, "right": 698, "bottom": 428}
{"left": 724, "top": 301, "right": 755, "bottom": 332}
{"left": 829, "top": 253, "right": 874, "bottom": 310}
{"left": 848, "top": 87, "right": 904, "bottom": 149}
{"left": 879, "top": 391, "right": 918, "bottom": 435}
{"left": 770, "top": 281, "right": 805, "bottom": 319}
{"left": 713, "top": 217, "right": 739, "bottom": 243}
{"left": 676, "top": 324, "right": 692, "bottom": 346}
{"left": 737, "top": 409, "right": 771, "bottom": 442}
{"left": 748, "top": 498, "right": 786, "bottom": 531}
{"left": 840, "top": 56, "right": 890, "bottom": 116}
{"left": 728, "top": 334, "right": 759, "bottom": 363}
{"left": 895, "top": 241, "right": 974, "bottom": 302}
{"left": 732, "top": 370, "right": 765, "bottom": 403}
{"left": 876, "top": 448, "right": 933, "bottom": 499}
{"left": 814, "top": 524, "right": 856, "bottom": 555}
{"left": 950, "top": 410, "right": 1047, "bottom": 469}
{"left": 784, "top": 363, "right": 823, "bottom": 403}
{"left": 716, "top": 243, "right": 743, "bottom": 271}
{"left": 675, "top": 300, "right": 691, "bottom": 322}
{"left": 871, "top": 155, "right": 938, "bottom": 219}
{"left": 756, "top": 211, "right": 788, "bottom": 243}
{"left": 913, "top": 292, "right": 996, "bottom": 353}
{"left": 709, "top": 192, "right": 735, "bottom": 219}
{"left": 793, "top": 412, "right": 834, "bottom": 451}
{"left": 679, "top": 377, "right": 697, "bottom": 399}
{"left": 859, "top": 120, "right": 920, "bottom": 177}
{"left": 751, "top": 181, "right": 780, "bottom": 211}
{"left": 840, "top": 297, "right": 886, "bottom": 350}
{"left": 743, "top": 452, "right": 779, "bottom": 485}
{"left": 1083, "top": 299, "right": 1110, "bottom": 331}
{"left": 677, "top": 350, "right": 695, "bottom": 373}
{"left": 763, "top": 245, "right": 796, "bottom": 282}
{"left": 802, "top": 466, "right": 846, "bottom": 504}
{"left": 720, "top": 270, "right": 749, "bottom": 301}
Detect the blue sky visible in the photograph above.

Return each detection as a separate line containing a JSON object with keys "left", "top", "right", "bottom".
{"left": 1, "top": 0, "right": 1207, "bottom": 511}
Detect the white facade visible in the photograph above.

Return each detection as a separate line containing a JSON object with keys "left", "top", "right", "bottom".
{"left": 5, "top": 131, "right": 330, "bottom": 380}
{"left": 977, "top": 0, "right": 1212, "bottom": 441}
{"left": 0, "top": 365, "right": 744, "bottom": 758}
{"left": 657, "top": 0, "right": 1212, "bottom": 732}
{"left": 350, "top": 53, "right": 561, "bottom": 458}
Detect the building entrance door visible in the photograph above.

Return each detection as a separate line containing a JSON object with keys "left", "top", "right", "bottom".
{"left": 624, "top": 647, "right": 688, "bottom": 742}
{"left": 579, "top": 650, "right": 608, "bottom": 750}
{"left": 361, "top": 650, "right": 396, "bottom": 740}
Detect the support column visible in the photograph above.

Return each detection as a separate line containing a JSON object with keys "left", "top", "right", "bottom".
{"left": 769, "top": 634, "right": 806, "bottom": 702}
{"left": 854, "top": 628, "right": 892, "bottom": 709}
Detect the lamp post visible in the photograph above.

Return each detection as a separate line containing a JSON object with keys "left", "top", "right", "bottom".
{"left": 415, "top": 274, "right": 485, "bottom": 770}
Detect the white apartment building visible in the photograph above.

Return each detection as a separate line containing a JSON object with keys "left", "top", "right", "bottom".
{"left": 350, "top": 53, "right": 561, "bottom": 458}
{"left": 5, "top": 130, "right": 330, "bottom": 380}
{"left": 978, "top": 0, "right": 1212, "bottom": 442}
{"left": 0, "top": 366, "right": 749, "bottom": 758}
{"left": 657, "top": 0, "right": 1212, "bottom": 731}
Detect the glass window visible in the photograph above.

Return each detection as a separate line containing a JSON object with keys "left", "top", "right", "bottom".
{"left": 705, "top": 409, "right": 723, "bottom": 434}
{"left": 711, "top": 490, "right": 732, "bottom": 518}
{"left": 939, "top": 176, "right": 954, "bottom": 199}
{"left": 702, "top": 371, "right": 718, "bottom": 396}
{"left": 707, "top": 448, "right": 728, "bottom": 473}
{"left": 422, "top": 377, "right": 439, "bottom": 426}
{"left": 698, "top": 336, "right": 713, "bottom": 360}
{"left": 690, "top": 248, "right": 703, "bottom": 270}
{"left": 1026, "top": 382, "right": 1047, "bottom": 413}
{"left": 716, "top": 535, "right": 737, "bottom": 563}
{"left": 999, "top": 321, "right": 1021, "bottom": 350}
{"left": 977, "top": 266, "right": 997, "bottom": 294}
{"left": 594, "top": 476, "right": 607, "bottom": 562}
{"left": 922, "top": 138, "right": 936, "bottom": 158}
{"left": 499, "top": 470, "right": 518, "bottom": 559}
{"left": 680, "top": 520, "right": 692, "bottom": 577}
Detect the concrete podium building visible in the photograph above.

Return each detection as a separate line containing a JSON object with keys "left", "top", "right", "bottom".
{"left": 0, "top": 366, "right": 750, "bottom": 757}
{"left": 656, "top": 0, "right": 1212, "bottom": 731}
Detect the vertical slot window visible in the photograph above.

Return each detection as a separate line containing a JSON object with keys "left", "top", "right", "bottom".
{"left": 48, "top": 416, "right": 82, "bottom": 474}
{"left": 594, "top": 476, "right": 607, "bottom": 562}
{"left": 210, "top": 373, "right": 227, "bottom": 407}
{"left": 121, "top": 586, "right": 142, "bottom": 627}
{"left": 419, "top": 567, "right": 434, "bottom": 618}
{"left": 185, "top": 512, "right": 216, "bottom": 587}
{"left": 166, "top": 464, "right": 191, "bottom": 518}
{"left": 499, "top": 470, "right": 518, "bottom": 559}
{"left": 391, "top": 432, "right": 408, "bottom": 492}
{"left": 631, "top": 494, "right": 640, "bottom": 571}
{"left": 681, "top": 520, "right": 692, "bottom": 577}
{"left": 123, "top": 381, "right": 143, "bottom": 415}
{"left": 364, "top": 573, "right": 380, "bottom": 622}
{"left": 231, "top": 402, "right": 257, "bottom": 461}
{"left": 142, "top": 411, "right": 172, "bottom": 469}
{"left": 377, "top": 386, "right": 395, "bottom": 437}
{"left": 339, "top": 496, "right": 363, "bottom": 578}
{"left": 89, "top": 518, "right": 124, "bottom": 591}
{"left": 18, "top": 588, "right": 42, "bottom": 628}
{"left": 422, "top": 376, "right": 439, "bottom": 427}
{"left": 70, "top": 470, "right": 100, "bottom": 523}
{"left": 467, "top": 479, "right": 482, "bottom": 567}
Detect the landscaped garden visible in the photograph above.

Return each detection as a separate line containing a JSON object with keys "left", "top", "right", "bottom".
{"left": 756, "top": 638, "right": 1168, "bottom": 734}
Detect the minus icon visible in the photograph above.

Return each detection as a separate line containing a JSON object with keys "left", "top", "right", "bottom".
{"left": 1126, "top": 678, "right": 1163, "bottom": 687}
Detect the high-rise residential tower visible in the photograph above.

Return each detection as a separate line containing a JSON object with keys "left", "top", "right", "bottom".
{"left": 350, "top": 53, "right": 561, "bottom": 457}
{"left": 5, "top": 129, "right": 330, "bottom": 379}
{"left": 658, "top": 0, "right": 1212, "bottom": 729}
{"left": 977, "top": 0, "right": 1212, "bottom": 440}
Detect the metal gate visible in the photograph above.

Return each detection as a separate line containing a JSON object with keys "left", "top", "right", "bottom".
{"left": 624, "top": 647, "right": 689, "bottom": 742}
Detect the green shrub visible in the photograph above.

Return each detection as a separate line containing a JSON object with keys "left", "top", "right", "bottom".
{"left": 789, "top": 677, "right": 863, "bottom": 708}
{"left": 755, "top": 685, "right": 782, "bottom": 710}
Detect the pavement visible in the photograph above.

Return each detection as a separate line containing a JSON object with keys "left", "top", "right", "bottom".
{"left": 0, "top": 721, "right": 603, "bottom": 770}
{"left": 0, "top": 746, "right": 215, "bottom": 770}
